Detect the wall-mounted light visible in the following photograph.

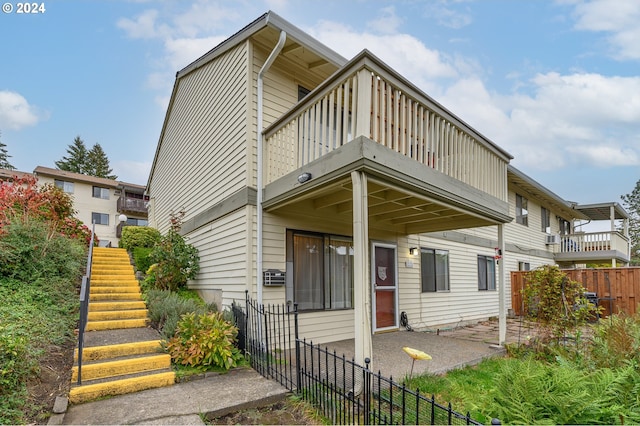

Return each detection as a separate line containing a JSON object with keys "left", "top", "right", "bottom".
{"left": 297, "top": 172, "right": 312, "bottom": 184}
{"left": 409, "top": 247, "right": 419, "bottom": 256}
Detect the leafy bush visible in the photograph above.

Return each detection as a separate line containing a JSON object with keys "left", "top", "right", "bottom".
{"left": 145, "top": 211, "right": 199, "bottom": 291}
{"left": 0, "top": 219, "right": 85, "bottom": 424}
{"left": 132, "top": 247, "right": 154, "bottom": 274}
{"left": 146, "top": 289, "right": 216, "bottom": 339}
{"left": 120, "top": 226, "right": 161, "bottom": 250}
{"left": 166, "top": 312, "right": 243, "bottom": 370}
{"left": 523, "top": 265, "right": 595, "bottom": 347}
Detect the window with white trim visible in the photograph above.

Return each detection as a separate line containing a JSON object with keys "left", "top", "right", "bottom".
{"left": 92, "top": 186, "right": 110, "bottom": 200}
{"left": 54, "top": 179, "right": 74, "bottom": 193}
{"left": 541, "top": 207, "right": 550, "bottom": 233}
{"left": 91, "top": 212, "right": 109, "bottom": 225}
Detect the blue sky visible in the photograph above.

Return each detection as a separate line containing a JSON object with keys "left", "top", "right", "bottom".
{"left": 1, "top": 0, "right": 639, "bottom": 212}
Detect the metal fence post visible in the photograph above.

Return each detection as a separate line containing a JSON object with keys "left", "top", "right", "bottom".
{"left": 294, "top": 302, "right": 301, "bottom": 393}
{"left": 364, "top": 357, "right": 371, "bottom": 424}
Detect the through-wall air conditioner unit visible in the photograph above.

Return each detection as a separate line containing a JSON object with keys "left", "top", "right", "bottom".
{"left": 545, "top": 234, "right": 561, "bottom": 245}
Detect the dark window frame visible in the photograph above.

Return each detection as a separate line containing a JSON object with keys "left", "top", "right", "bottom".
{"left": 477, "top": 255, "right": 496, "bottom": 291}
{"left": 92, "top": 186, "right": 110, "bottom": 200}
{"left": 516, "top": 194, "right": 528, "bottom": 226}
{"left": 420, "top": 248, "right": 450, "bottom": 292}
{"left": 91, "top": 212, "right": 109, "bottom": 225}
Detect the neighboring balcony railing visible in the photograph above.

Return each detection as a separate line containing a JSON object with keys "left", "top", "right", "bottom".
{"left": 264, "top": 52, "right": 510, "bottom": 202}
{"left": 559, "top": 232, "right": 629, "bottom": 255}
{"left": 117, "top": 196, "right": 148, "bottom": 214}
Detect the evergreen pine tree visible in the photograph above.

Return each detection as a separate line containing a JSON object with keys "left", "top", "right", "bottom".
{"left": 0, "top": 133, "right": 16, "bottom": 170}
{"left": 55, "top": 136, "right": 88, "bottom": 174}
{"left": 86, "top": 143, "right": 117, "bottom": 179}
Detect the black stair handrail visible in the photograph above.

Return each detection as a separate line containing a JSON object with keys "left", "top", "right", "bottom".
{"left": 76, "top": 223, "right": 96, "bottom": 385}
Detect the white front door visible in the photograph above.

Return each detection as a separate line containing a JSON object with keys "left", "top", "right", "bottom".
{"left": 371, "top": 242, "right": 398, "bottom": 331}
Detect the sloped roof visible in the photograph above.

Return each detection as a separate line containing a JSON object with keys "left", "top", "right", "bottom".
{"left": 508, "top": 165, "right": 589, "bottom": 221}
{"left": 33, "top": 166, "right": 145, "bottom": 191}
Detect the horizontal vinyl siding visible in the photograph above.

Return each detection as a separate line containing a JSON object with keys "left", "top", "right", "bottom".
{"left": 185, "top": 208, "right": 250, "bottom": 308}
{"left": 149, "top": 42, "right": 250, "bottom": 233}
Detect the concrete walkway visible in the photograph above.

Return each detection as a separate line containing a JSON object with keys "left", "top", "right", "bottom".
{"left": 57, "top": 318, "right": 529, "bottom": 425}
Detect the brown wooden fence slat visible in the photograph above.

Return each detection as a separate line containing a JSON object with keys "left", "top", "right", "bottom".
{"left": 511, "top": 268, "right": 640, "bottom": 317}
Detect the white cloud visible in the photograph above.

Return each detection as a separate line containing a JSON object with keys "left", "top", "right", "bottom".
{"left": 116, "top": 9, "right": 166, "bottom": 39}
{"left": 570, "top": 0, "right": 640, "bottom": 60}
{"left": 422, "top": 0, "right": 473, "bottom": 29}
{"left": 367, "top": 6, "right": 403, "bottom": 35}
{"left": 308, "top": 20, "right": 459, "bottom": 95}
{"left": 164, "top": 36, "right": 227, "bottom": 71}
{"left": 447, "top": 72, "right": 640, "bottom": 171}
{"left": 0, "top": 91, "right": 43, "bottom": 130}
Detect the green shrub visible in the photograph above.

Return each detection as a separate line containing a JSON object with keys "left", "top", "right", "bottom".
{"left": 145, "top": 211, "right": 199, "bottom": 291}
{"left": 119, "top": 226, "right": 161, "bottom": 250}
{"left": 587, "top": 312, "right": 640, "bottom": 369}
{"left": 166, "top": 312, "right": 243, "bottom": 370}
{"left": 132, "top": 247, "right": 154, "bottom": 274}
{"left": 146, "top": 289, "right": 216, "bottom": 339}
{"left": 0, "top": 219, "right": 84, "bottom": 423}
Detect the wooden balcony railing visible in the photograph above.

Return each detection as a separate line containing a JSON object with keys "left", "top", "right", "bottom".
{"left": 264, "top": 52, "right": 510, "bottom": 201}
{"left": 117, "top": 196, "right": 148, "bottom": 214}
{"left": 559, "top": 232, "right": 629, "bottom": 254}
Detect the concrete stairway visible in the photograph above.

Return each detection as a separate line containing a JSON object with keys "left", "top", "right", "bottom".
{"left": 69, "top": 247, "right": 175, "bottom": 404}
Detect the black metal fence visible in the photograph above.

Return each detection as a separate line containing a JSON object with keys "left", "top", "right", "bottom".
{"left": 76, "top": 224, "right": 95, "bottom": 385}
{"left": 232, "top": 292, "right": 484, "bottom": 425}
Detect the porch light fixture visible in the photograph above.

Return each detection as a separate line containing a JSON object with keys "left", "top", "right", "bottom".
{"left": 297, "top": 172, "right": 312, "bottom": 184}
{"left": 409, "top": 247, "right": 419, "bottom": 256}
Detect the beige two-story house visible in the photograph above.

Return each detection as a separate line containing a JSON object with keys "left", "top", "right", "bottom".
{"left": 146, "top": 12, "right": 629, "bottom": 364}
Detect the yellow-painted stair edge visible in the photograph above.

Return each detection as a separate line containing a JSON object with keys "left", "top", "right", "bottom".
{"left": 87, "top": 309, "right": 148, "bottom": 321}
{"left": 71, "top": 354, "right": 170, "bottom": 381}
{"left": 85, "top": 318, "right": 148, "bottom": 331}
{"left": 74, "top": 340, "right": 162, "bottom": 362}
{"left": 69, "top": 372, "right": 175, "bottom": 404}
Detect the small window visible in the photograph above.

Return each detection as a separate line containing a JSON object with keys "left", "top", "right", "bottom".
{"left": 518, "top": 261, "right": 531, "bottom": 271}
{"left": 420, "top": 248, "right": 450, "bottom": 292}
{"left": 559, "top": 218, "right": 571, "bottom": 235}
{"left": 54, "top": 179, "right": 74, "bottom": 193}
{"left": 541, "top": 207, "right": 551, "bottom": 233}
{"left": 91, "top": 212, "right": 109, "bottom": 225}
{"left": 126, "top": 218, "right": 148, "bottom": 226}
{"left": 516, "top": 194, "right": 528, "bottom": 226}
{"left": 92, "top": 186, "right": 110, "bottom": 200}
{"left": 478, "top": 255, "right": 496, "bottom": 291}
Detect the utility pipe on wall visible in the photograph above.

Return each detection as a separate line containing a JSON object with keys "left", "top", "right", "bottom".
{"left": 257, "top": 30, "right": 287, "bottom": 304}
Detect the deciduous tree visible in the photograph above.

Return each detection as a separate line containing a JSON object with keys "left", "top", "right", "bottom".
{"left": 621, "top": 180, "right": 640, "bottom": 265}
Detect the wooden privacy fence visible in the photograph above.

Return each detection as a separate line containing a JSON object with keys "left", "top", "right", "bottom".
{"left": 511, "top": 268, "right": 640, "bottom": 318}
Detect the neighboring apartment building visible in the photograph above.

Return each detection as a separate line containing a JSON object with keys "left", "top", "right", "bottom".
{"left": 32, "top": 166, "right": 148, "bottom": 246}
{"left": 146, "top": 12, "right": 630, "bottom": 362}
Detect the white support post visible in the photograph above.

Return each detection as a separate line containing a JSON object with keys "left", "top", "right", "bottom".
{"left": 352, "top": 171, "right": 372, "bottom": 367}
{"left": 355, "top": 69, "right": 372, "bottom": 139}
{"left": 498, "top": 223, "right": 506, "bottom": 345}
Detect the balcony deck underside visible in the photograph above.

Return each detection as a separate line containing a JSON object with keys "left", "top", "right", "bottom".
{"left": 555, "top": 250, "right": 630, "bottom": 265}
{"left": 263, "top": 137, "right": 511, "bottom": 235}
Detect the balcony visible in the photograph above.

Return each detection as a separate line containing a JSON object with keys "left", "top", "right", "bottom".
{"left": 117, "top": 196, "right": 148, "bottom": 215}
{"left": 554, "top": 231, "right": 630, "bottom": 266}
{"left": 264, "top": 51, "right": 510, "bottom": 204}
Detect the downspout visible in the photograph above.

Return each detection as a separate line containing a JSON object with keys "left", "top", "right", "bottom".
{"left": 257, "top": 30, "right": 286, "bottom": 305}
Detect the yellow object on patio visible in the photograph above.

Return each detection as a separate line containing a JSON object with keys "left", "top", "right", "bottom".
{"left": 402, "top": 347, "right": 432, "bottom": 379}
{"left": 402, "top": 347, "right": 432, "bottom": 360}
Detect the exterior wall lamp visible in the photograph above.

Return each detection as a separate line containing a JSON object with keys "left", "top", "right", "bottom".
{"left": 297, "top": 172, "right": 312, "bottom": 184}
{"left": 409, "top": 247, "right": 419, "bottom": 256}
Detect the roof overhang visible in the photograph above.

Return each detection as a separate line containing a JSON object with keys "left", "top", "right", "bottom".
{"left": 575, "top": 202, "right": 629, "bottom": 221}
{"left": 508, "top": 165, "right": 589, "bottom": 221}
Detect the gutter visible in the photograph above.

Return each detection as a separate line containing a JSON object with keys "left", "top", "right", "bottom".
{"left": 257, "top": 30, "right": 287, "bottom": 304}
